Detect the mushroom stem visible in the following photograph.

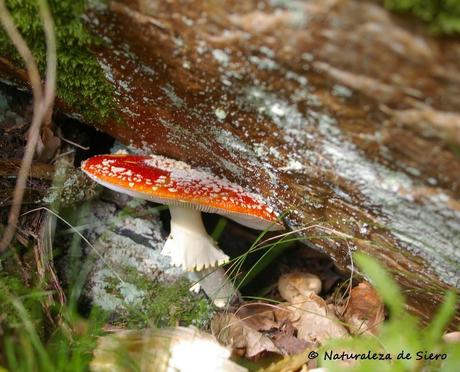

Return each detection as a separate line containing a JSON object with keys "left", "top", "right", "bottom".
{"left": 161, "top": 206, "right": 229, "bottom": 271}
{"left": 189, "top": 267, "right": 239, "bottom": 308}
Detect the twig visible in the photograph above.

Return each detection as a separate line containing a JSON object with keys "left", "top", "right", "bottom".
{"left": 58, "top": 135, "right": 90, "bottom": 150}
{"left": 0, "top": 0, "right": 56, "bottom": 252}
{"left": 39, "top": 0, "right": 56, "bottom": 122}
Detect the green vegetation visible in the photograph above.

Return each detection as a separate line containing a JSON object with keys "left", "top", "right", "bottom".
{"left": 0, "top": 253, "right": 213, "bottom": 370}
{"left": 0, "top": 0, "right": 116, "bottom": 123}
{"left": 0, "top": 270, "right": 106, "bottom": 371}
{"left": 321, "top": 252, "right": 460, "bottom": 371}
{"left": 0, "top": 203, "right": 213, "bottom": 370}
{"left": 0, "top": 273, "right": 45, "bottom": 331}
{"left": 384, "top": 0, "right": 460, "bottom": 34}
{"left": 103, "top": 265, "right": 213, "bottom": 329}
{"left": 449, "top": 143, "right": 460, "bottom": 160}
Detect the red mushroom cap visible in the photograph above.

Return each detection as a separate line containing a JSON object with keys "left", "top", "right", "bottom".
{"left": 81, "top": 154, "right": 284, "bottom": 231}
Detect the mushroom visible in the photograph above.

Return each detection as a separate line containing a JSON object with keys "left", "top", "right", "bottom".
{"left": 81, "top": 153, "right": 284, "bottom": 305}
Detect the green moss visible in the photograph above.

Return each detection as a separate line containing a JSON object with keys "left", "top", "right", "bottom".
{"left": 0, "top": 0, "right": 116, "bottom": 123}
{"left": 384, "top": 0, "right": 460, "bottom": 34}
{"left": 102, "top": 266, "right": 213, "bottom": 330}
{"left": 0, "top": 272, "right": 44, "bottom": 333}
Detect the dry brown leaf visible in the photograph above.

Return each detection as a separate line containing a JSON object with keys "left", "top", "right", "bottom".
{"left": 271, "top": 332, "right": 309, "bottom": 355}
{"left": 343, "top": 282, "right": 385, "bottom": 336}
{"left": 237, "top": 303, "right": 311, "bottom": 355}
{"left": 211, "top": 313, "right": 283, "bottom": 358}
{"left": 278, "top": 273, "right": 322, "bottom": 302}
{"left": 236, "top": 304, "right": 279, "bottom": 331}
{"left": 273, "top": 305, "right": 292, "bottom": 324}
{"left": 288, "top": 293, "right": 349, "bottom": 345}
{"left": 35, "top": 126, "right": 61, "bottom": 162}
